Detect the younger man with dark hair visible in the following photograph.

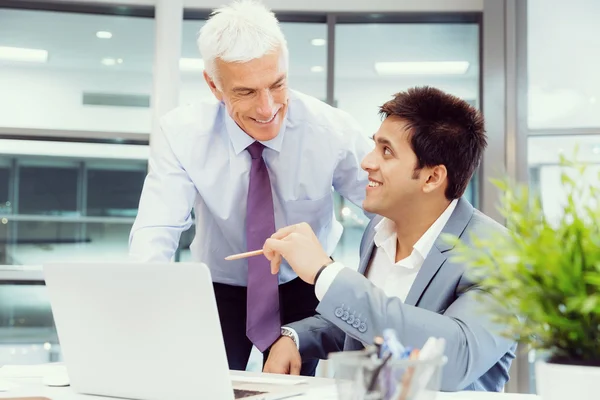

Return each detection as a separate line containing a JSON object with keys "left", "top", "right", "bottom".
{"left": 261, "top": 86, "right": 516, "bottom": 392}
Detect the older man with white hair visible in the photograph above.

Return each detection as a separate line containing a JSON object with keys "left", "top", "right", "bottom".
{"left": 129, "top": 0, "right": 371, "bottom": 375}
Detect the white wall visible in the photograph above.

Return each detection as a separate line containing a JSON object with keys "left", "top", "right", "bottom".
{"left": 0, "top": 66, "right": 478, "bottom": 140}
{"left": 21, "top": 0, "right": 484, "bottom": 12}
{"left": 0, "top": 67, "right": 153, "bottom": 134}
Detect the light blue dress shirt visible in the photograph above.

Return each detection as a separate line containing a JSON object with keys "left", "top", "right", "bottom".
{"left": 129, "top": 90, "right": 372, "bottom": 286}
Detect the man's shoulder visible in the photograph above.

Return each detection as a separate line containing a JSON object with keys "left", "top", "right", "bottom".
{"left": 450, "top": 208, "right": 509, "bottom": 259}
{"left": 159, "top": 100, "right": 222, "bottom": 137}
{"left": 465, "top": 209, "right": 508, "bottom": 238}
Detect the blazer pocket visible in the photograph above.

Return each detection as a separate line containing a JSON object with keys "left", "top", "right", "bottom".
{"left": 284, "top": 195, "right": 333, "bottom": 229}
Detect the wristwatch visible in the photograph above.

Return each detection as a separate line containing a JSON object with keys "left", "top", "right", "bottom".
{"left": 280, "top": 327, "right": 298, "bottom": 347}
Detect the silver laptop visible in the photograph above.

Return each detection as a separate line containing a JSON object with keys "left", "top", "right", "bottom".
{"left": 43, "top": 262, "right": 308, "bottom": 400}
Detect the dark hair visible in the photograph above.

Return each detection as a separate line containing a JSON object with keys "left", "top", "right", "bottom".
{"left": 379, "top": 86, "right": 487, "bottom": 200}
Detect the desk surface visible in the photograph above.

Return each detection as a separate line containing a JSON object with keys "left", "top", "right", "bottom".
{"left": 0, "top": 367, "right": 539, "bottom": 400}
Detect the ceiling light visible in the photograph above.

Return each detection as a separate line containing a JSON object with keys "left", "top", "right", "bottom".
{"left": 311, "top": 66, "right": 324, "bottom": 73}
{"left": 311, "top": 38, "right": 326, "bottom": 46}
{"left": 374, "top": 61, "right": 470, "bottom": 76}
{"left": 180, "top": 57, "right": 204, "bottom": 71}
{"left": 96, "top": 31, "right": 113, "bottom": 39}
{"left": 0, "top": 46, "right": 48, "bottom": 63}
{"left": 101, "top": 58, "right": 117, "bottom": 66}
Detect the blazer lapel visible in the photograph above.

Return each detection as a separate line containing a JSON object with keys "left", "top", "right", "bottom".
{"left": 357, "top": 216, "right": 380, "bottom": 275}
{"left": 404, "top": 248, "right": 446, "bottom": 306}
{"left": 404, "top": 198, "right": 475, "bottom": 306}
{"left": 358, "top": 236, "right": 376, "bottom": 276}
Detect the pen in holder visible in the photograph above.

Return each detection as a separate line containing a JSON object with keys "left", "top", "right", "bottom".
{"left": 328, "top": 336, "right": 447, "bottom": 400}
{"left": 367, "top": 353, "right": 393, "bottom": 392}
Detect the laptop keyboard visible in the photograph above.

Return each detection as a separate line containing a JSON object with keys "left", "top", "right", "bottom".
{"left": 234, "top": 388, "right": 267, "bottom": 398}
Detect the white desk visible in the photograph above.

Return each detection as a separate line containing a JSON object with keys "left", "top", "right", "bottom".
{"left": 0, "top": 366, "right": 539, "bottom": 400}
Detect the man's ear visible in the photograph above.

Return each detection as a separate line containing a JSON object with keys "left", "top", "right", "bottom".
{"left": 203, "top": 71, "right": 223, "bottom": 102}
{"left": 422, "top": 165, "right": 448, "bottom": 194}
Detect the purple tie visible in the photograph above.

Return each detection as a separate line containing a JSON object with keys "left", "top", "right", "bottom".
{"left": 245, "top": 141, "right": 281, "bottom": 352}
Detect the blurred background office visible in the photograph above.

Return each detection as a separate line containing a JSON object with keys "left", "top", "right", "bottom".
{"left": 0, "top": 0, "right": 598, "bottom": 394}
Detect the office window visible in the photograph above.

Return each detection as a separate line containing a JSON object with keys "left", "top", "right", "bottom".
{"left": 0, "top": 8, "right": 154, "bottom": 134}
{"left": 333, "top": 21, "right": 480, "bottom": 266}
{"left": 87, "top": 162, "right": 146, "bottom": 217}
{"left": 0, "top": 160, "right": 9, "bottom": 214}
{"left": 179, "top": 20, "right": 327, "bottom": 105}
{"left": 6, "top": 221, "right": 132, "bottom": 265}
{"left": 528, "top": 0, "right": 600, "bottom": 129}
{"left": 9, "top": 221, "right": 82, "bottom": 265}
{"left": 334, "top": 23, "right": 479, "bottom": 136}
{"left": 528, "top": 135, "right": 600, "bottom": 225}
{"left": 18, "top": 161, "right": 79, "bottom": 216}
{"left": 0, "top": 152, "right": 146, "bottom": 266}
{"left": 0, "top": 220, "right": 7, "bottom": 265}
{"left": 281, "top": 23, "right": 328, "bottom": 101}
{"left": 0, "top": 284, "right": 55, "bottom": 328}
{"left": 0, "top": 283, "right": 60, "bottom": 365}
{"left": 84, "top": 222, "right": 133, "bottom": 261}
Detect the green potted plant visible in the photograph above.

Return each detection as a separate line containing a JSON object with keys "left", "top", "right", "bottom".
{"left": 443, "top": 156, "right": 600, "bottom": 400}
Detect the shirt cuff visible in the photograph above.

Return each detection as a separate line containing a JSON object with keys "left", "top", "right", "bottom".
{"left": 314, "top": 262, "right": 345, "bottom": 301}
{"left": 281, "top": 327, "right": 300, "bottom": 350}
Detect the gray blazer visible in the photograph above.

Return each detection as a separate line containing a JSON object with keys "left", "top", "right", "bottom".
{"left": 287, "top": 198, "right": 516, "bottom": 391}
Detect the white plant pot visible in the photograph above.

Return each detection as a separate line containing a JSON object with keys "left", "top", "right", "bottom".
{"left": 536, "top": 360, "right": 600, "bottom": 400}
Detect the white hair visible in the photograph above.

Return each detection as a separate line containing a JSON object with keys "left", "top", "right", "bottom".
{"left": 198, "top": 0, "right": 289, "bottom": 86}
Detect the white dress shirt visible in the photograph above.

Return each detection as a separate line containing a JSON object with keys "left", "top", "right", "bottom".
{"left": 316, "top": 199, "right": 458, "bottom": 300}
{"left": 129, "top": 90, "right": 372, "bottom": 286}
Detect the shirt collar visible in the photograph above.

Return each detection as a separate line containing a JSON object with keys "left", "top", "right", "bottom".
{"left": 413, "top": 199, "right": 458, "bottom": 259}
{"left": 373, "top": 217, "right": 396, "bottom": 248}
{"left": 223, "top": 102, "right": 288, "bottom": 155}
{"left": 372, "top": 198, "right": 459, "bottom": 266}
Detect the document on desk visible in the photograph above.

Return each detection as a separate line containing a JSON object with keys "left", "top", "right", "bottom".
{"left": 231, "top": 375, "right": 307, "bottom": 386}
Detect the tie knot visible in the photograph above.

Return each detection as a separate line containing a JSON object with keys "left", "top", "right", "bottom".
{"left": 247, "top": 141, "right": 265, "bottom": 159}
